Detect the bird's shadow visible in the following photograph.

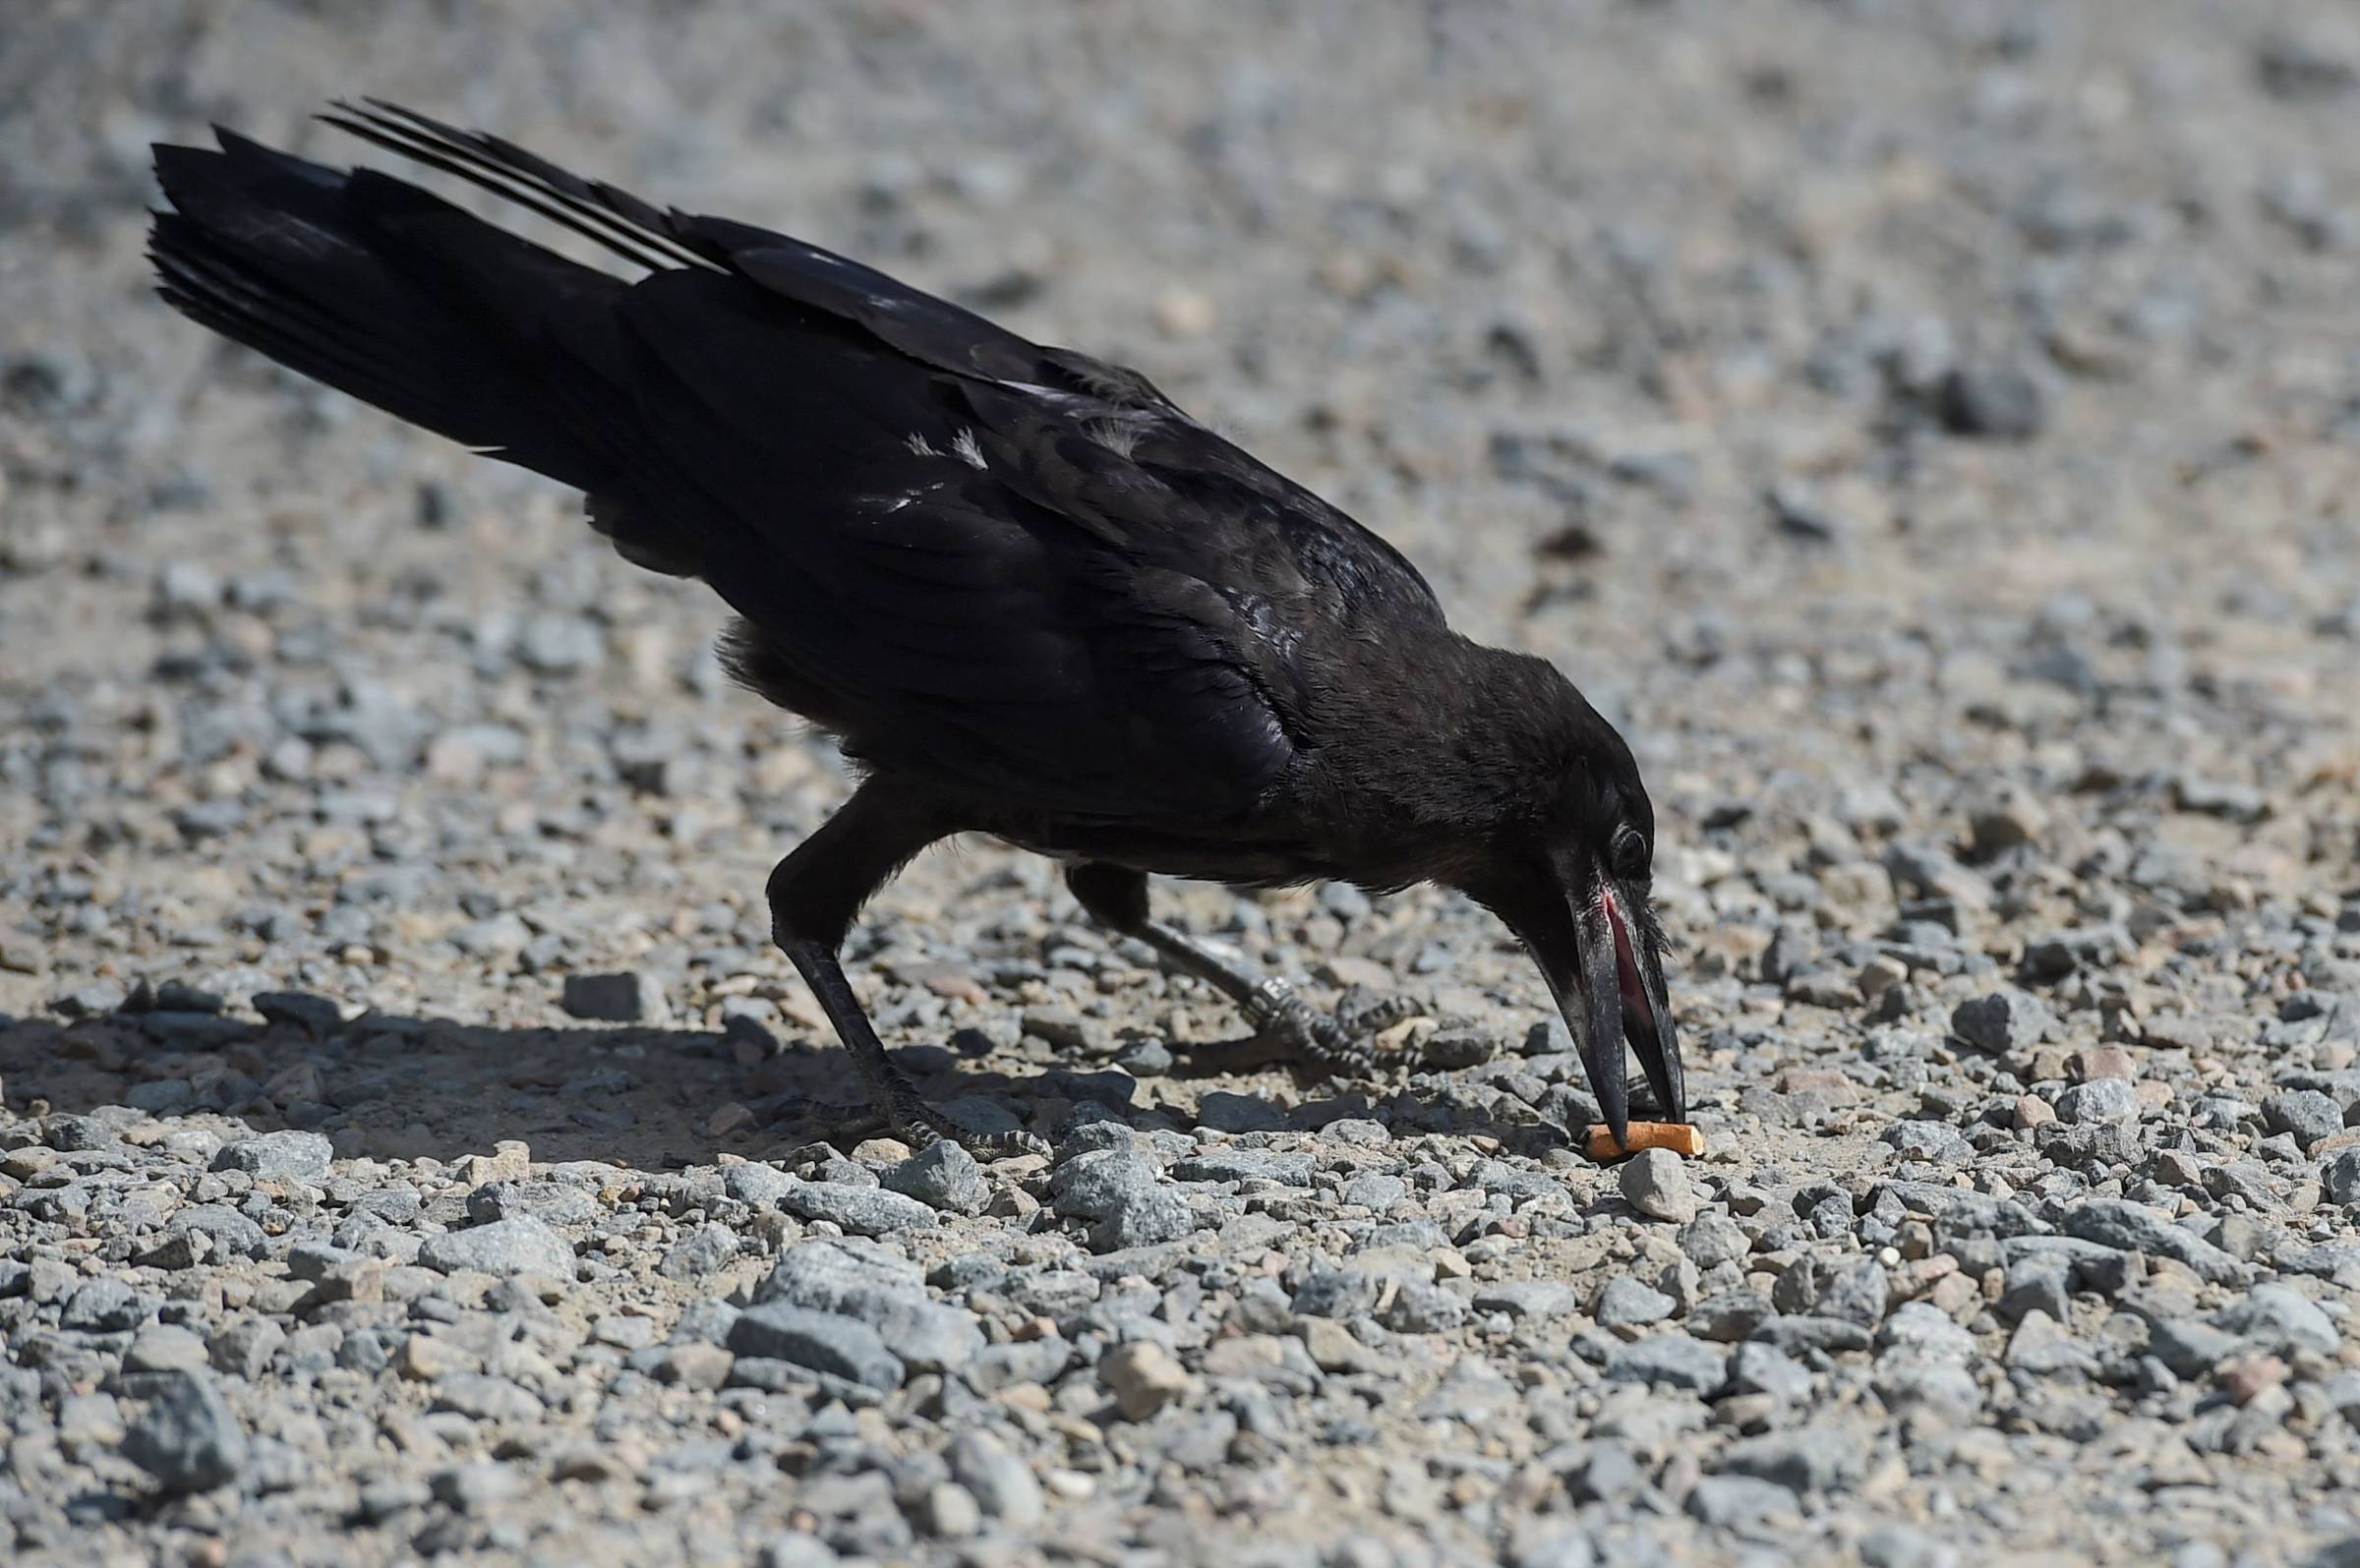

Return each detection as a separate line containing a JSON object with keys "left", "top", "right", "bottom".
{"left": 0, "top": 1009, "right": 1570, "bottom": 1169}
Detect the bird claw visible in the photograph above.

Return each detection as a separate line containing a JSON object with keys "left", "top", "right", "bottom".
{"left": 930, "top": 1122, "right": 1054, "bottom": 1162}
{"left": 885, "top": 1092, "right": 1050, "bottom": 1161}
{"left": 1243, "top": 978, "right": 1424, "bottom": 1081}
{"left": 794, "top": 1087, "right": 1049, "bottom": 1162}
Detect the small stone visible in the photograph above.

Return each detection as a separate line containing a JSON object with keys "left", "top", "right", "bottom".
{"left": 1938, "top": 363, "right": 2047, "bottom": 438}
{"left": 1050, "top": 1146, "right": 1159, "bottom": 1218}
{"left": 2215, "top": 1284, "right": 2338, "bottom": 1358}
{"left": 1728, "top": 1341, "right": 1813, "bottom": 1402}
{"left": 1153, "top": 287, "right": 1216, "bottom": 339}
{"left": 756, "top": 1240, "right": 982, "bottom": 1374}
{"left": 777, "top": 1182, "right": 938, "bottom": 1236}
{"left": 1101, "top": 1340, "right": 1197, "bottom": 1421}
{"left": 1383, "top": 1283, "right": 1470, "bottom": 1334}
{"left": 2222, "top": 1355, "right": 2287, "bottom": 1407}
{"left": 63, "top": 1277, "right": 152, "bottom": 1332}
{"left": 914, "top": 1481, "right": 983, "bottom": 1539}
{"left": 2056, "top": 1077, "right": 2139, "bottom": 1125}
{"left": 723, "top": 1162, "right": 802, "bottom": 1208}
{"left": 209, "top": 1319, "right": 286, "bottom": 1380}
{"left": 431, "top": 1460, "right": 526, "bottom": 1512}
{"left": 1169, "top": 1148, "right": 1315, "bottom": 1186}
{"left": 1594, "top": 1276, "right": 1676, "bottom": 1328}
{"left": 1876, "top": 1303, "right": 1976, "bottom": 1362}
{"left": 121, "top": 1371, "right": 248, "bottom": 1493}
{"left": 2323, "top": 1147, "right": 2360, "bottom": 1207}
{"left": 2148, "top": 1318, "right": 2245, "bottom": 1379}
{"left": 212, "top": 1130, "right": 333, "bottom": 1181}
{"left": 881, "top": 1141, "right": 987, "bottom": 1215}
{"left": 417, "top": 1217, "right": 576, "bottom": 1280}
{"left": 1619, "top": 1147, "right": 1699, "bottom": 1222}
{"left": 1950, "top": 989, "right": 2053, "bottom": 1052}
{"left": 395, "top": 1335, "right": 480, "bottom": 1382}
{"left": 1510, "top": 1529, "right": 1599, "bottom": 1568}
{"left": 947, "top": 1428, "right": 1043, "bottom": 1528}
{"left": 560, "top": 970, "right": 668, "bottom": 1022}
{"left": 1688, "top": 1290, "right": 1772, "bottom": 1343}
{"left": 450, "top": 1140, "right": 532, "bottom": 1189}
{"left": 125, "top": 1324, "right": 210, "bottom": 1373}
{"left": 2061, "top": 1199, "right": 2248, "bottom": 1284}
{"left": 1472, "top": 1280, "right": 1585, "bottom": 1321}
{"left": 1093, "top": 1189, "right": 1196, "bottom": 1251}
{"left": 1882, "top": 1121, "right": 1972, "bottom": 1162}
{"left": 2262, "top": 1089, "right": 2343, "bottom": 1150}
{"left": 432, "top": 1372, "right": 544, "bottom": 1423}
{"left": 1677, "top": 1214, "right": 1749, "bottom": 1269}
{"left": 2004, "top": 1310, "right": 2096, "bottom": 1375}
{"left": 760, "top": 1535, "right": 840, "bottom": 1568}
{"left": 1814, "top": 1258, "right": 1891, "bottom": 1327}
{"left": 654, "top": 1343, "right": 734, "bottom": 1391}
{"left": 1861, "top": 1525, "right": 1962, "bottom": 1568}
{"left": 727, "top": 1303, "right": 905, "bottom": 1390}
{"left": 1999, "top": 1256, "right": 2073, "bottom": 1324}
{"left": 518, "top": 614, "right": 603, "bottom": 672}
{"left": 1718, "top": 1427, "right": 1863, "bottom": 1494}
{"left": 1686, "top": 1474, "right": 1800, "bottom": 1530}
{"left": 2068, "top": 1047, "right": 2137, "bottom": 1082}
{"left": 58, "top": 1392, "right": 125, "bottom": 1447}
{"left": 1605, "top": 1333, "right": 1728, "bottom": 1393}
{"left": 2014, "top": 1095, "right": 2057, "bottom": 1131}
{"left": 253, "top": 990, "right": 344, "bottom": 1035}
{"left": 658, "top": 1224, "right": 739, "bottom": 1280}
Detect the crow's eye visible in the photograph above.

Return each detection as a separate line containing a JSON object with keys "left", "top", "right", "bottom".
{"left": 1611, "top": 826, "right": 1649, "bottom": 881}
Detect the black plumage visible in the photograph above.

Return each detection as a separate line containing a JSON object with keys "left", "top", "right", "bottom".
{"left": 148, "top": 103, "right": 1683, "bottom": 1152}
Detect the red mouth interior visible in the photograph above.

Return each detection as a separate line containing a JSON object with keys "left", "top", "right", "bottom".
{"left": 1602, "top": 888, "right": 1653, "bottom": 1034}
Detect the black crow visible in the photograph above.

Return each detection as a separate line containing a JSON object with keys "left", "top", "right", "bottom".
{"left": 148, "top": 103, "right": 1682, "bottom": 1155}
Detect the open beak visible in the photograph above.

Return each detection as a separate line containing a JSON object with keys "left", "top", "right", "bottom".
{"left": 1498, "top": 858, "right": 1683, "bottom": 1147}
{"left": 1582, "top": 879, "right": 1682, "bottom": 1141}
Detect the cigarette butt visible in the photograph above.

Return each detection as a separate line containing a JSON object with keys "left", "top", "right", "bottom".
{"left": 1585, "top": 1122, "right": 1704, "bottom": 1160}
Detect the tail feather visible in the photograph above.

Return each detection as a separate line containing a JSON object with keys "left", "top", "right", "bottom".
{"left": 148, "top": 128, "right": 623, "bottom": 495}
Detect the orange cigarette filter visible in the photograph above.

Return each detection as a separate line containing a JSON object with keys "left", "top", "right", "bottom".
{"left": 1585, "top": 1122, "right": 1705, "bottom": 1161}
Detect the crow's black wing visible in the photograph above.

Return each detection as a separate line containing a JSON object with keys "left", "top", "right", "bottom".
{"left": 248, "top": 105, "right": 1448, "bottom": 825}
{"left": 580, "top": 269, "right": 1319, "bottom": 825}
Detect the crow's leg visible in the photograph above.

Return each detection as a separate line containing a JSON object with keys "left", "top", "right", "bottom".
{"left": 769, "top": 781, "right": 1045, "bottom": 1158}
{"left": 1064, "top": 862, "right": 1420, "bottom": 1079}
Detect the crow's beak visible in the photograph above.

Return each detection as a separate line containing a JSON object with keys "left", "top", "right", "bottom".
{"left": 1582, "top": 873, "right": 1682, "bottom": 1141}
{"left": 1497, "top": 852, "right": 1683, "bottom": 1147}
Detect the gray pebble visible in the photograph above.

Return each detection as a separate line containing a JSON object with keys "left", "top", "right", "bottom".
{"left": 2060, "top": 1199, "right": 2249, "bottom": 1284}
{"left": 1618, "top": 1147, "right": 1699, "bottom": 1222}
{"left": 945, "top": 1427, "right": 1044, "bottom": 1528}
{"left": 778, "top": 1181, "right": 939, "bottom": 1236}
{"left": 727, "top": 1302, "right": 906, "bottom": 1390}
{"left": 417, "top": 1217, "right": 576, "bottom": 1279}
{"left": 2056, "top": 1077, "right": 2139, "bottom": 1125}
{"left": 121, "top": 1371, "right": 247, "bottom": 1494}
{"left": 2262, "top": 1089, "right": 2343, "bottom": 1150}
{"left": 212, "top": 1129, "right": 333, "bottom": 1181}
{"left": 756, "top": 1242, "right": 982, "bottom": 1373}
{"left": 1593, "top": 1276, "right": 1677, "bottom": 1327}
{"left": 881, "top": 1141, "right": 987, "bottom": 1215}
{"left": 1605, "top": 1333, "right": 1728, "bottom": 1393}
{"left": 560, "top": 970, "right": 668, "bottom": 1022}
{"left": 1950, "top": 989, "right": 2054, "bottom": 1052}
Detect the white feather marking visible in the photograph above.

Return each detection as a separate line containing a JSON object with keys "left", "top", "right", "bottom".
{"left": 950, "top": 428, "right": 986, "bottom": 469}
{"left": 1090, "top": 420, "right": 1142, "bottom": 458}
{"left": 904, "top": 432, "right": 941, "bottom": 458}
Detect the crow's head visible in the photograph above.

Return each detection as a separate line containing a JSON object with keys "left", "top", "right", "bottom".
{"left": 1456, "top": 664, "right": 1682, "bottom": 1145}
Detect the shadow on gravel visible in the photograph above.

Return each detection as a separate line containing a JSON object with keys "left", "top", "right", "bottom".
{"left": 0, "top": 1013, "right": 1567, "bottom": 1168}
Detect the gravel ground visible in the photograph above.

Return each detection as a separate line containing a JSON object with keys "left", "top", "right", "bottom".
{"left": 6, "top": 2, "right": 2360, "bottom": 1565}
